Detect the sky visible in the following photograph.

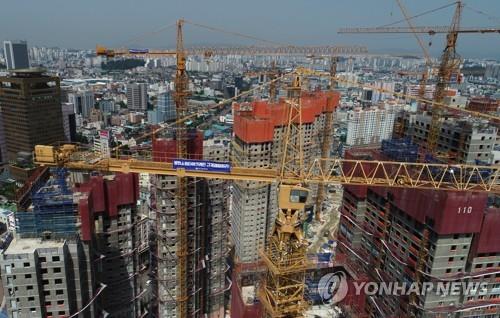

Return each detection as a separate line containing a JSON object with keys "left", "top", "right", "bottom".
{"left": 1, "top": 0, "right": 499, "bottom": 59}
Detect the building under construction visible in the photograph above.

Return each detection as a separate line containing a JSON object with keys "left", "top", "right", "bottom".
{"left": 1, "top": 168, "right": 149, "bottom": 318}
{"left": 230, "top": 90, "right": 340, "bottom": 317}
{"left": 337, "top": 146, "right": 500, "bottom": 317}
{"left": 397, "top": 111, "right": 498, "bottom": 163}
{"left": 149, "top": 131, "right": 230, "bottom": 317}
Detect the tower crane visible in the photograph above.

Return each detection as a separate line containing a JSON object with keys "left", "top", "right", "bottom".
{"left": 259, "top": 75, "right": 311, "bottom": 317}
{"left": 34, "top": 16, "right": 500, "bottom": 317}
{"left": 91, "top": 19, "right": 367, "bottom": 318}
{"left": 393, "top": 0, "right": 435, "bottom": 138}
{"left": 34, "top": 69, "right": 500, "bottom": 318}
{"left": 173, "top": 19, "right": 189, "bottom": 318}
{"left": 427, "top": 1, "right": 463, "bottom": 155}
{"left": 34, "top": 64, "right": 500, "bottom": 318}
{"left": 96, "top": 45, "right": 368, "bottom": 58}
{"left": 339, "top": 1, "right": 500, "bottom": 156}
{"left": 338, "top": 25, "right": 500, "bottom": 35}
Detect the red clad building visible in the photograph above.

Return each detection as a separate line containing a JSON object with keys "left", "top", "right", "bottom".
{"left": 337, "top": 148, "right": 500, "bottom": 317}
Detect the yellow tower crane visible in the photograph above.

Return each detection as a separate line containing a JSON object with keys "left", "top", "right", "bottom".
{"left": 339, "top": 1, "right": 500, "bottom": 156}
{"left": 258, "top": 75, "right": 311, "bottom": 317}
{"left": 93, "top": 20, "right": 367, "bottom": 318}
{"left": 34, "top": 69, "right": 500, "bottom": 318}
{"left": 426, "top": 1, "right": 463, "bottom": 155}
{"left": 393, "top": 0, "right": 435, "bottom": 138}
{"left": 173, "top": 19, "right": 189, "bottom": 318}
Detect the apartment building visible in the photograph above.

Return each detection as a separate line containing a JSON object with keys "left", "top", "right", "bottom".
{"left": 467, "top": 97, "right": 499, "bottom": 113}
{"left": 203, "top": 137, "right": 231, "bottom": 318}
{"left": 75, "top": 173, "right": 147, "bottom": 317}
{"left": 230, "top": 90, "right": 340, "bottom": 318}
{"left": 337, "top": 148, "right": 500, "bottom": 318}
{"left": 150, "top": 131, "right": 230, "bottom": 317}
{"left": 345, "top": 103, "right": 402, "bottom": 147}
{"left": 126, "top": 83, "right": 148, "bottom": 111}
{"left": 2, "top": 168, "right": 147, "bottom": 318}
{"left": 1, "top": 239, "right": 93, "bottom": 318}
{"left": 68, "top": 90, "right": 95, "bottom": 118}
{"left": 404, "top": 113, "right": 497, "bottom": 163}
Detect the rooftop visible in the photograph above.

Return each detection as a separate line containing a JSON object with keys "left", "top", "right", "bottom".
{"left": 4, "top": 238, "right": 64, "bottom": 255}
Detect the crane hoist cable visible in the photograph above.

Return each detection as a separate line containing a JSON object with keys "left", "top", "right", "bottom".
{"left": 377, "top": 1, "right": 459, "bottom": 28}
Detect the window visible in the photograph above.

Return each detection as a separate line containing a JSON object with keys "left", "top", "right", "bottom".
{"left": 23, "top": 262, "right": 30, "bottom": 268}
{"left": 290, "top": 189, "right": 308, "bottom": 203}
{"left": 450, "top": 245, "right": 457, "bottom": 251}
{"left": 39, "top": 257, "right": 46, "bottom": 262}
{"left": 448, "top": 257, "right": 454, "bottom": 262}
{"left": 26, "top": 286, "right": 33, "bottom": 290}
{"left": 55, "top": 290, "right": 63, "bottom": 295}
{"left": 52, "top": 256, "right": 60, "bottom": 262}
{"left": 53, "top": 268, "right": 61, "bottom": 273}
{"left": 25, "top": 274, "right": 31, "bottom": 279}
{"left": 55, "top": 279, "right": 62, "bottom": 284}
{"left": 28, "top": 297, "right": 34, "bottom": 302}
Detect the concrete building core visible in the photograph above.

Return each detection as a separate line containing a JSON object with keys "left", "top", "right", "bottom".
{"left": 229, "top": 91, "right": 340, "bottom": 317}
{"left": 337, "top": 148, "right": 500, "bottom": 317}
{"left": 150, "top": 131, "right": 230, "bottom": 317}
{"left": 402, "top": 112, "right": 498, "bottom": 163}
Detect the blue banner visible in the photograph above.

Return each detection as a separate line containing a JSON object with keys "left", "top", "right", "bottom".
{"left": 129, "top": 48, "right": 149, "bottom": 54}
{"left": 173, "top": 159, "right": 231, "bottom": 173}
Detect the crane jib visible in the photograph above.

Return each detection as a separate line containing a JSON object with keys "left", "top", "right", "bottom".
{"left": 173, "top": 159, "right": 231, "bottom": 173}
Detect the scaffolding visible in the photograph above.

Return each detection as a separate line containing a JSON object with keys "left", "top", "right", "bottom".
{"left": 16, "top": 168, "right": 77, "bottom": 238}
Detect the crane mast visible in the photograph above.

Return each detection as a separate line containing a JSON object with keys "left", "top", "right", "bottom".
{"left": 427, "top": 1, "right": 463, "bottom": 154}
{"left": 174, "top": 19, "right": 189, "bottom": 318}
{"left": 259, "top": 75, "right": 310, "bottom": 317}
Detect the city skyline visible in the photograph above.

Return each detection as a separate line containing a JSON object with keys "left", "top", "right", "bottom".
{"left": 1, "top": 0, "right": 499, "bottom": 59}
